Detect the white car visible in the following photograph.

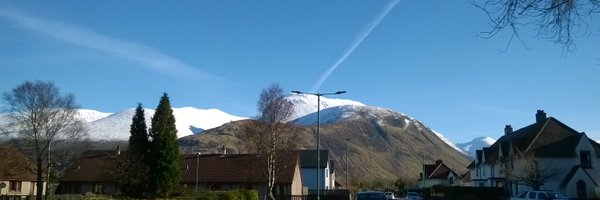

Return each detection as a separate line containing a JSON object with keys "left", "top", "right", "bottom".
{"left": 510, "top": 191, "right": 570, "bottom": 200}
{"left": 385, "top": 192, "right": 395, "bottom": 200}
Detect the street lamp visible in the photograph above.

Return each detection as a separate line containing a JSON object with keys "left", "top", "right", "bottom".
{"left": 291, "top": 90, "right": 346, "bottom": 200}
{"left": 196, "top": 152, "right": 201, "bottom": 193}
{"left": 345, "top": 138, "right": 350, "bottom": 190}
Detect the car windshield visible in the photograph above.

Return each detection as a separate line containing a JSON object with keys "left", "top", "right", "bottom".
{"left": 356, "top": 192, "right": 387, "bottom": 200}
{"left": 407, "top": 192, "right": 419, "bottom": 196}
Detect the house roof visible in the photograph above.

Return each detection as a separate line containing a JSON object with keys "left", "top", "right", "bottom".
{"left": 560, "top": 165, "right": 599, "bottom": 187}
{"left": 180, "top": 151, "right": 299, "bottom": 184}
{"left": 478, "top": 112, "right": 594, "bottom": 165}
{"left": 0, "top": 147, "right": 38, "bottom": 181}
{"left": 423, "top": 160, "right": 458, "bottom": 180}
{"left": 60, "top": 150, "right": 119, "bottom": 182}
{"left": 299, "top": 150, "right": 329, "bottom": 168}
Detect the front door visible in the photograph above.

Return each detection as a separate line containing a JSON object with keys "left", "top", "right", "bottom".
{"left": 577, "top": 180, "right": 587, "bottom": 199}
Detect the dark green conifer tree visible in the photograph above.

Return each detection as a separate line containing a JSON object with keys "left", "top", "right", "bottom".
{"left": 119, "top": 103, "right": 150, "bottom": 198}
{"left": 148, "top": 93, "right": 181, "bottom": 197}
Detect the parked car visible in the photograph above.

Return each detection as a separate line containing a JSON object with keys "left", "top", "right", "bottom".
{"left": 356, "top": 191, "right": 388, "bottom": 200}
{"left": 405, "top": 192, "right": 422, "bottom": 200}
{"left": 385, "top": 192, "right": 396, "bottom": 200}
{"left": 510, "top": 191, "right": 570, "bottom": 200}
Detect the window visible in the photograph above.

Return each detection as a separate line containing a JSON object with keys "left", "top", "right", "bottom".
{"left": 528, "top": 192, "right": 536, "bottom": 199}
{"left": 9, "top": 181, "right": 21, "bottom": 192}
{"left": 93, "top": 184, "right": 104, "bottom": 194}
{"left": 580, "top": 151, "right": 592, "bottom": 168}
{"left": 537, "top": 192, "right": 548, "bottom": 199}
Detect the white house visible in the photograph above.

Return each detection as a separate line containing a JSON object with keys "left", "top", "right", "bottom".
{"left": 299, "top": 150, "right": 336, "bottom": 191}
{"left": 467, "top": 110, "right": 600, "bottom": 199}
{"left": 0, "top": 147, "right": 46, "bottom": 197}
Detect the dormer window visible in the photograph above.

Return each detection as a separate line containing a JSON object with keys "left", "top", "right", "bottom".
{"left": 580, "top": 151, "right": 592, "bottom": 168}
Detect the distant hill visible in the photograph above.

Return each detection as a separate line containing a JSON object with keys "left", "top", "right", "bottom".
{"left": 456, "top": 136, "right": 496, "bottom": 158}
{"left": 179, "top": 102, "right": 472, "bottom": 182}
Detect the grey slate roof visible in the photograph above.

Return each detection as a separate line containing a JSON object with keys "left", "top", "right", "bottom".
{"left": 299, "top": 150, "right": 329, "bottom": 168}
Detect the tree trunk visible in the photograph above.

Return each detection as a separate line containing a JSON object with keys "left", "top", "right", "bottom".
{"left": 36, "top": 157, "right": 44, "bottom": 200}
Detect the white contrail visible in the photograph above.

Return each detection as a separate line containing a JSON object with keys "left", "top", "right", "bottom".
{"left": 310, "top": 0, "right": 402, "bottom": 92}
{"left": 0, "top": 8, "right": 218, "bottom": 80}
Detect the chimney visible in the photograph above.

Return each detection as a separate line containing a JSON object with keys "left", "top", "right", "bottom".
{"left": 504, "top": 125, "right": 513, "bottom": 135}
{"left": 536, "top": 110, "right": 547, "bottom": 124}
{"left": 220, "top": 145, "right": 227, "bottom": 157}
{"left": 435, "top": 159, "right": 443, "bottom": 165}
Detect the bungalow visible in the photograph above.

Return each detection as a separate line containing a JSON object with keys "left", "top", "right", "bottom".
{"left": 179, "top": 151, "right": 303, "bottom": 198}
{"left": 56, "top": 149, "right": 303, "bottom": 198}
{"left": 467, "top": 110, "right": 600, "bottom": 199}
{"left": 0, "top": 147, "right": 46, "bottom": 197}
{"left": 418, "top": 159, "right": 461, "bottom": 188}
{"left": 55, "top": 150, "right": 120, "bottom": 195}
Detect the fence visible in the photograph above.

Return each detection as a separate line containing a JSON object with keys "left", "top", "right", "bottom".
{"left": 276, "top": 189, "right": 350, "bottom": 200}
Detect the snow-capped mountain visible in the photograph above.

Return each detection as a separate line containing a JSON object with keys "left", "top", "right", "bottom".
{"left": 456, "top": 136, "right": 496, "bottom": 158}
{"left": 285, "top": 94, "right": 365, "bottom": 120}
{"left": 292, "top": 104, "right": 466, "bottom": 154}
{"left": 85, "top": 107, "right": 246, "bottom": 140}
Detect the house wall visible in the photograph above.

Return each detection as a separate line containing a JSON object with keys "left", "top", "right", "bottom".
{"left": 291, "top": 162, "right": 303, "bottom": 195}
{"left": 562, "top": 169, "right": 597, "bottom": 198}
{"left": 324, "top": 163, "right": 331, "bottom": 189}
{"left": 302, "top": 167, "right": 329, "bottom": 190}
{"left": 0, "top": 181, "right": 45, "bottom": 196}
{"left": 575, "top": 138, "right": 600, "bottom": 179}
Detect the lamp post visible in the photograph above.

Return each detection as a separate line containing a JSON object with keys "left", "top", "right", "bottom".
{"left": 345, "top": 138, "right": 350, "bottom": 190}
{"left": 291, "top": 90, "right": 346, "bottom": 200}
{"left": 196, "top": 152, "right": 201, "bottom": 193}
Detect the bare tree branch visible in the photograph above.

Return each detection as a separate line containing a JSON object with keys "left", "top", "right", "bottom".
{"left": 473, "top": 0, "right": 599, "bottom": 52}
{"left": 1, "top": 80, "right": 88, "bottom": 200}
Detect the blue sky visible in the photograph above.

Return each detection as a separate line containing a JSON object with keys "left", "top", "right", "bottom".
{"left": 1, "top": 0, "right": 599, "bottom": 143}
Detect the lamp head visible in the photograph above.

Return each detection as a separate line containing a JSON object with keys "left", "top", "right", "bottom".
{"left": 335, "top": 91, "right": 346, "bottom": 95}
{"left": 291, "top": 91, "right": 302, "bottom": 94}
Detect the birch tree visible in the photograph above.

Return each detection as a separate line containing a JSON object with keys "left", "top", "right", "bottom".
{"left": 244, "top": 83, "right": 298, "bottom": 200}
{"left": 1, "top": 80, "right": 87, "bottom": 200}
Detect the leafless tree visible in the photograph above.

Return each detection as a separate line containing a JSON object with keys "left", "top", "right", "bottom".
{"left": 510, "top": 153, "right": 561, "bottom": 190}
{"left": 1, "top": 81, "right": 87, "bottom": 200}
{"left": 473, "top": 0, "right": 600, "bottom": 51}
{"left": 242, "top": 83, "right": 299, "bottom": 200}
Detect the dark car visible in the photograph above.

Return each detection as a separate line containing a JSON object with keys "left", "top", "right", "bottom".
{"left": 356, "top": 191, "right": 388, "bottom": 200}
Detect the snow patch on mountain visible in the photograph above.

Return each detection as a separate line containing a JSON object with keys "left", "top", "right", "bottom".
{"left": 294, "top": 105, "right": 407, "bottom": 126}
{"left": 85, "top": 107, "right": 246, "bottom": 140}
{"left": 286, "top": 94, "right": 365, "bottom": 121}
{"left": 456, "top": 136, "right": 496, "bottom": 158}
{"left": 431, "top": 130, "right": 467, "bottom": 155}
{"left": 76, "top": 109, "right": 112, "bottom": 122}
{"left": 292, "top": 104, "right": 466, "bottom": 155}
